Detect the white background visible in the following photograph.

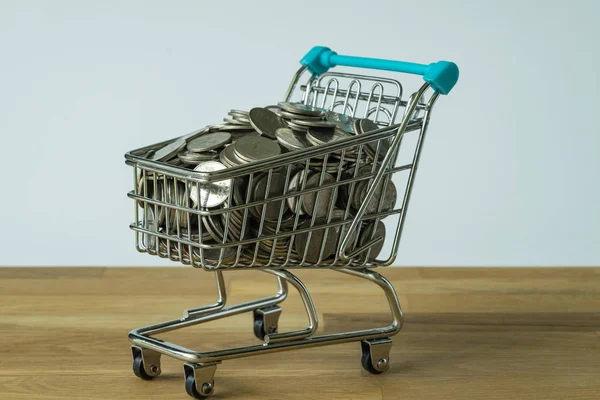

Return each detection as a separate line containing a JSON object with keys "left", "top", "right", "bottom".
{"left": 0, "top": 0, "right": 598, "bottom": 267}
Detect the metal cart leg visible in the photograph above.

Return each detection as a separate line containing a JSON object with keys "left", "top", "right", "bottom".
{"left": 261, "top": 269, "right": 318, "bottom": 343}
{"left": 183, "top": 271, "right": 227, "bottom": 318}
{"left": 129, "top": 271, "right": 289, "bottom": 344}
{"left": 129, "top": 268, "right": 403, "bottom": 398}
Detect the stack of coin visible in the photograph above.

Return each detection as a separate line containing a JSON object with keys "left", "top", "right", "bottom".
{"left": 287, "top": 169, "right": 337, "bottom": 218}
{"left": 337, "top": 166, "right": 397, "bottom": 217}
{"left": 293, "top": 210, "right": 359, "bottom": 264}
{"left": 358, "top": 221, "right": 386, "bottom": 261}
{"left": 138, "top": 102, "right": 398, "bottom": 265}
{"left": 137, "top": 177, "right": 193, "bottom": 229}
{"left": 254, "top": 215, "right": 298, "bottom": 259}
{"left": 182, "top": 131, "right": 231, "bottom": 165}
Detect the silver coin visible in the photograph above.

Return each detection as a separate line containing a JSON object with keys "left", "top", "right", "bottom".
{"left": 275, "top": 127, "right": 313, "bottom": 152}
{"left": 248, "top": 107, "right": 287, "bottom": 139}
{"left": 151, "top": 138, "right": 186, "bottom": 161}
{"left": 142, "top": 207, "right": 157, "bottom": 249}
{"left": 277, "top": 109, "right": 322, "bottom": 121}
{"left": 352, "top": 119, "right": 376, "bottom": 160}
{"left": 193, "top": 245, "right": 237, "bottom": 263}
{"left": 294, "top": 210, "right": 355, "bottom": 263}
{"left": 325, "top": 111, "right": 356, "bottom": 134}
{"left": 180, "top": 126, "right": 211, "bottom": 143}
{"left": 278, "top": 102, "right": 325, "bottom": 117}
{"left": 359, "top": 118, "right": 380, "bottom": 134}
{"left": 352, "top": 167, "right": 397, "bottom": 214}
{"left": 175, "top": 185, "right": 190, "bottom": 229}
{"left": 187, "top": 131, "right": 231, "bottom": 153}
{"left": 152, "top": 179, "right": 168, "bottom": 226}
{"left": 359, "top": 118, "right": 391, "bottom": 159}
{"left": 154, "top": 179, "right": 185, "bottom": 228}
{"left": 337, "top": 168, "right": 370, "bottom": 211}
{"left": 291, "top": 118, "right": 336, "bottom": 129}
{"left": 351, "top": 180, "right": 366, "bottom": 213}
{"left": 179, "top": 190, "right": 190, "bottom": 228}
{"left": 229, "top": 130, "right": 261, "bottom": 141}
{"left": 208, "top": 123, "right": 254, "bottom": 132}
{"left": 219, "top": 144, "right": 244, "bottom": 168}
{"left": 353, "top": 118, "right": 363, "bottom": 135}
{"left": 157, "top": 181, "right": 182, "bottom": 229}
{"left": 321, "top": 162, "right": 345, "bottom": 174}
{"left": 224, "top": 220, "right": 245, "bottom": 242}
{"left": 265, "top": 105, "right": 281, "bottom": 112}
{"left": 352, "top": 176, "right": 375, "bottom": 213}
{"left": 168, "top": 157, "right": 184, "bottom": 166}
{"left": 178, "top": 150, "right": 218, "bottom": 164}
{"left": 222, "top": 210, "right": 250, "bottom": 240}
{"left": 233, "top": 135, "right": 281, "bottom": 162}
{"left": 232, "top": 176, "right": 249, "bottom": 204}
{"left": 286, "top": 169, "right": 308, "bottom": 215}
{"left": 359, "top": 221, "right": 386, "bottom": 261}
{"left": 294, "top": 219, "right": 338, "bottom": 263}
{"left": 269, "top": 210, "right": 298, "bottom": 229}
{"left": 223, "top": 118, "right": 251, "bottom": 126}
{"left": 189, "top": 161, "right": 231, "bottom": 208}
{"left": 306, "top": 127, "right": 351, "bottom": 146}
{"left": 251, "top": 172, "right": 289, "bottom": 220}
{"left": 301, "top": 172, "right": 336, "bottom": 217}
{"left": 230, "top": 114, "right": 250, "bottom": 123}
{"left": 141, "top": 149, "right": 155, "bottom": 159}
{"left": 253, "top": 240, "right": 283, "bottom": 253}
{"left": 168, "top": 181, "right": 190, "bottom": 228}
{"left": 285, "top": 120, "right": 310, "bottom": 132}
{"left": 137, "top": 174, "right": 156, "bottom": 204}
{"left": 202, "top": 214, "right": 226, "bottom": 242}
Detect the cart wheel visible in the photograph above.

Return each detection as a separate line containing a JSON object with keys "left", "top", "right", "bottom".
{"left": 360, "top": 338, "right": 392, "bottom": 375}
{"left": 133, "top": 353, "right": 154, "bottom": 380}
{"left": 131, "top": 346, "right": 161, "bottom": 380}
{"left": 185, "top": 375, "right": 214, "bottom": 399}
{"left": 253, "top": 318, "right": 267, "bottom": 341}
{"left": 184, "top": 363, "right": 217, "bottom": 399}
{"left": 253, "top": 305, "right": 282, "bottom": 341}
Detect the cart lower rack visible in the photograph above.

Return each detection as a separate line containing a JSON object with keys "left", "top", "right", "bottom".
{"left": 125, "top": 46, "right": 458, "bottom": 398}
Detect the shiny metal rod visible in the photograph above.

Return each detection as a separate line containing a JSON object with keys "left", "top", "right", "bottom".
{"left": 134, "top": 275, "right": 288, "bottom": 337}
{"left": 262, "top": 269, "right": 318, "bottom": 343}
{"left": 128, "top": 268, "right": 401, "bottom": 363}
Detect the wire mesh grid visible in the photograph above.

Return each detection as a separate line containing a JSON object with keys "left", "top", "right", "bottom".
{"left": 126, "top": 71, "right": 430, "bottom": 270}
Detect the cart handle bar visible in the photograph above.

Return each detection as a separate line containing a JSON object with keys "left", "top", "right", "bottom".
{"left": 300, "top": 46, "right": 459, "bottom": 95}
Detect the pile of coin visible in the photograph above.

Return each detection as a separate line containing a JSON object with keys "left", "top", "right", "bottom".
{"left": 138, "top": 102, "right": 397, "bottom": 266}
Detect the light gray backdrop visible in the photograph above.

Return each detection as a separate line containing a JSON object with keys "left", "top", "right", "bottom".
{"left": 0, "top": 0, "right": 598, "bottom": 266}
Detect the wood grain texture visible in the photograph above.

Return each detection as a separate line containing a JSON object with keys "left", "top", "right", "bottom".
{"left": 0, "top": 267, "right": 598, "bottom": 399}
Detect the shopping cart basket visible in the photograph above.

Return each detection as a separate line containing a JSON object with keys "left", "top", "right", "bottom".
{"left": 124, "top": 46, "right": 458, "bottom": 398}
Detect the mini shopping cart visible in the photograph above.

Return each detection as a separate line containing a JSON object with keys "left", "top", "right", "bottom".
{"left": 124, "top": 46, "right": 458, "bottom": 398}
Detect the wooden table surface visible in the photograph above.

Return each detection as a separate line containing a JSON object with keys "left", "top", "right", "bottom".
{"left": 0, "top": 267, "right": 598, "bottom": 399}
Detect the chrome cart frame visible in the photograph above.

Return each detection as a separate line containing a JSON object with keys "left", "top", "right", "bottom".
{"left": 125, "top": 46, "right": 458, "bottom": 398}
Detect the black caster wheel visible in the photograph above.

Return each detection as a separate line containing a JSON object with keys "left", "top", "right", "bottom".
{"left": 253, "top": 317, "right": 267, "bottom": 341}
{"left": 253, "top": 305, "right": 281, "bottom": 341}
{"left": 133, "top": 353, "right": 154, "bottom": 380}
{"left": 131, "top": 346, "right": 161, "bottom": 381}
{"left": 185, "top": 374, "right": 214, "bottom": 399}
{"left": 360, "top": 339, "right": 392, "bottom": 375}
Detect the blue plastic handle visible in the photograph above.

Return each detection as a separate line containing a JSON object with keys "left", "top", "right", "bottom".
{"left": 300, "top": 46, "right": 459, "bottom": 95}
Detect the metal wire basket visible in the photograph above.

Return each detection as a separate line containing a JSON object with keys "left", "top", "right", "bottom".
{"left": 125, "top": 46, "right": 458, "bottom": 399}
